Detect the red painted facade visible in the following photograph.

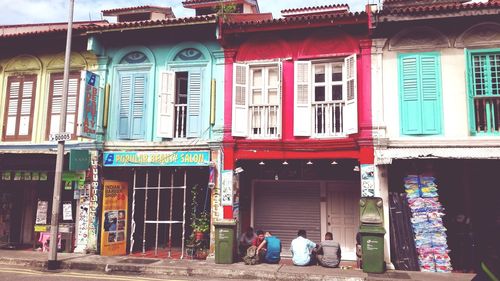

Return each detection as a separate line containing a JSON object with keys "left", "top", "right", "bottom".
{"left": 221, "top": 15, "right": 373, "bottom": 170}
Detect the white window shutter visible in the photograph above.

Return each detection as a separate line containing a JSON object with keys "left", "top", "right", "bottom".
{"left": 157, "top": 71, "right": 175, "bottom": 138}
{"left": 232, "top": 63, "right": 249, "bottom": 137}
{"left": 294, "top": 61, "right": 312, "bottom": 136}
{"left": 343, "top": 54, "right": 358, "bottom": 135}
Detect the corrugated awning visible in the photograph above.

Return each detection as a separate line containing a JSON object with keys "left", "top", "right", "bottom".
{"left": 375, "top": 147, "right": 500, "bottom": 164}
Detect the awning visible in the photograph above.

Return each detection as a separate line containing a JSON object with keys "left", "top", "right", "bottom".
{"left": 375, "top": 147, "right": 500, "bottom": 164}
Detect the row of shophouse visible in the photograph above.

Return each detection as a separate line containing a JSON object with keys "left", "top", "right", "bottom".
{"left": 0, "top": 0, "right": 499, "bottom": 272}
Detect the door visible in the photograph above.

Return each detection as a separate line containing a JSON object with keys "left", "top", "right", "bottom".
{"left": 326, "top": 181, "right": 360, "bottom": 260}
{"left": 253, "top": 181, "right": 321, "bottom": 257}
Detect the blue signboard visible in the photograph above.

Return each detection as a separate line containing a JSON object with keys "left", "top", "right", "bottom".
{"left": 77, "top": 71, "right": 100, "bottom": 139}
{"left": 103, "top": 151, "right": 210, "bottom": 167}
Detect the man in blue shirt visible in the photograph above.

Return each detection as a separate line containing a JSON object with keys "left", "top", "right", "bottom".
{"left": 256, "top": 232, "right": 281, "bottom": 263}
{"left": 290, "top": 230, "right": 317, "bottom": 266}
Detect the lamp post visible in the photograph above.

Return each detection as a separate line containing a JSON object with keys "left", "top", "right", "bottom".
{"left": 48, "top": 0, "right": 75, "bottom": 270}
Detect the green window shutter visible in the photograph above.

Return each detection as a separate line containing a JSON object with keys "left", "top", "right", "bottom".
{"left": 400, "top": 55, "right": 423, "bottom": 134}
{"left": 118, "top": 74, "right": 132, "bottom": 139}
{"left": 420, "top": 55, "right": 442, "bottom": 134}
{"left": 130, "top": 74, "right": 147, "bottom": 139}
{"left": 399, "top": 53, "right": 442, "bottom": 135}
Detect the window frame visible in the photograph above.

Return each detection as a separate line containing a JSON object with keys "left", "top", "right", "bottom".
{"left": 2, "top": 74, "right": 37, "bottom": 142}
{"left": 466, "top": 48, "right": 500, "bottom": 136}
{"left": 45, "top": 72, "right": 82, "bottom": 140}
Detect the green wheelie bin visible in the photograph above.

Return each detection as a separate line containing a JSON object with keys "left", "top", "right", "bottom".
{"left": 214, "top": 221, "right": 236, "bottom": 264}
{"left": 359, "top": 224, "right": 386, "bottom": 273}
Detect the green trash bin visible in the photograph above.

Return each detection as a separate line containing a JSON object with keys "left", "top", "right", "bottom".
{"left": 214, "top": 221, "right": 236, "bottom": 264}
{"left": 359, "top": 224, "right": 386, "bottom": 273}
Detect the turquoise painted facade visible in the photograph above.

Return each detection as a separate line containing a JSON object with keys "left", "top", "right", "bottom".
{"left": 88, "top": 38, "right": 225, "bottom": 144}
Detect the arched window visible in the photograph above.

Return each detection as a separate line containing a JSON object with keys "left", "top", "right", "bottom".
{"left": 120, "top": 51, "right": 150, "bottom": 64}
{"left": 174, "top": 48, "right": 205, "bottom": 61}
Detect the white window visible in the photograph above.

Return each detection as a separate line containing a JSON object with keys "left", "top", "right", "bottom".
{"left": 294, "top": 55, "right": 358, "bottom": 137}
{"left": 232, "top": 62, "right": 281, "bottom": 138}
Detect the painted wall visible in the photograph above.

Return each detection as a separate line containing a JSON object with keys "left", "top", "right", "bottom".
{"left": 94, "top": 40, "right": 224, "bottom": 144}
{"left": 223, "top": 28, "right": 372, "bottom": 168}
{"left": 0, "top": 52, "right": 98, "bottom": 144}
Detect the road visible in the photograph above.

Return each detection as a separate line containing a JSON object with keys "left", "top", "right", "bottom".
{"left": 0, "top": 265, "right": 249, "bottom": 281}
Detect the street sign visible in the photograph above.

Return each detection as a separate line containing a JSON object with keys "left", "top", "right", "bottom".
{"left": 49, "top": 133, "right": 72, "bottom": 142}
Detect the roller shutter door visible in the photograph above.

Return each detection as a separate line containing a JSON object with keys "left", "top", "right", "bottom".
{"left": 253, "top": 181, "right": 321, "bottom": 256}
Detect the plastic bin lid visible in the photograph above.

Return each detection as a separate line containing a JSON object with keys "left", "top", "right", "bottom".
{"left": 213, "top": 220, "right": 236, "bottom": 226}
{"left": 359, "top": 224, "right": 386, "bottom": 234}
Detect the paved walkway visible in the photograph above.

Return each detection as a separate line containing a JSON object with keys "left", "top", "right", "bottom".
{"left": 0, "top": 249, "right": 475, "bottom": 281}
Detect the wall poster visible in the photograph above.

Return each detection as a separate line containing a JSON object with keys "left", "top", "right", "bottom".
{"left": 100, "top": 180, "right": 128, "bottom": 256}
{"left": 35, "top": 201, "right": 48, "bottom": 225}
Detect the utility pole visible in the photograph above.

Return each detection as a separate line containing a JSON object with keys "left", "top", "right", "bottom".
{"left": 48, "top": 0, "right": 75, "bottom": 270}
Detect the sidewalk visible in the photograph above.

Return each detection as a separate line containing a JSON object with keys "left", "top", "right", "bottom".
{"left": 0, "top": 249, "right": 475, "bottom": 281}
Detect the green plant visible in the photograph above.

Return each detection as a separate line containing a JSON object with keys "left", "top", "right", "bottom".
{"left": 191, "top": 211, "right": 210, "bottom": 233}
{"left": 190, "top": 185, "right": 210, "bottom": 233}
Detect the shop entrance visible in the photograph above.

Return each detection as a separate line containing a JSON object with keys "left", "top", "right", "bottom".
{"left": 130, "top": 168, "right": 187, "bottom": 258}
{"left": 326, "top": 181, "right": 360, "bottom": 260}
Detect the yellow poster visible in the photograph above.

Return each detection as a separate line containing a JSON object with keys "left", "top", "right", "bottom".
{"left": 100, "top": 180, "right": 128, "bottom": 256}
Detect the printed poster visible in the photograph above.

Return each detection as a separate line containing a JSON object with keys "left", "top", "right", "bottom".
{"left": 35, "top": 201, "right": 48, "bottom": 225}
{"left": 100, "top": 180, "right": 128, "bottom": 256}
{"left": 63, "top": 202, "right": 73, "bottom": 221}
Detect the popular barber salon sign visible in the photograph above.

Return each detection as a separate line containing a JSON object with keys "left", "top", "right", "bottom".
{"left": 103, "top": 151, "right": 210, "bottom": 167}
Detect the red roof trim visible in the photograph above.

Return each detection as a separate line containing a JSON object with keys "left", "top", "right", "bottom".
{"left": 101, "top": 5, "right": 172, "bottom": 14}
{"left": 281, "top": 3, "right": 349, "bottom": 14}
{"left": 224, "top": 11, "right": 367, "bottom": 29}
{"left": 84, "top": 15, "right": 217, "bottom": 32}
{"left": 0, "top": 21, "right": 108, "bottom": 38}
{"left": 379, "top": 1, "right": 500, "bottom": 15}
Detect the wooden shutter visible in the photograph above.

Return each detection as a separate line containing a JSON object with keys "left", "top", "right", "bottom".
{"left": 343, "top": 54, "right": 358, "bottom": 135}
{"left": 399, "top": 53, "right": 442, "bottom": 135}
{"left": 293, "top": 61, "right": 312, "bottom": 136}
{"left": 420, "top": 55, "right": 442, "bottom": 134}
{"left": 118, "top": 74, "right": 132, "bottom": 139}
{"left": 187, "top": 71, "right": 202, "bottom": 138}
{"left": 3, "top": 75, "right": 36, "bottom": 141}
{"left": 157, "top": 71, "right": 175, "bottom": 138}
{"left": 130, "top": 74, "right": 147, "bottom": 139}
{"left": 47, "top": 73, "right": 80, "bottom": 139}
{"left": 232, "top": 63, "right": 249, "bottom": 137}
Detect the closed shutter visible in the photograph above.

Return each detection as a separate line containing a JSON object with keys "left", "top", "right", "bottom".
{"left": 253, "top": 181, "right": 321, "bottom": 257}
{"left": 157, "top": 71, "right": 175, "bottom": 138}
{"left": 399, "top": 53, "right": 442, "bottom": 135}
{"left": 343, "top": 54, "right": 358, "bottom": 135}
{"left": 47, "top": 73, "right": 80, "bottom": 138}
{"left": 400, "top": 55, "right": 422, "bottom": 134}
{"left": 118, "top": 74, "right": 132, "bottom": 139}
{"left": 187, "top": 71, "right": 202, "bottom": 138}
{"left": 232, "top": 63, "right": 249, "bottom": 137}
{"left": 3, "top": 75, "right": 37, "bottom": 141}
{"left": 420, "top": 55, "right": 442, "bottom": 134}
{"left": 294, "top": 61, "right": 312, "bottom": 136}
{"left": 131, "top": 74, "right": 147, "bottom": 139}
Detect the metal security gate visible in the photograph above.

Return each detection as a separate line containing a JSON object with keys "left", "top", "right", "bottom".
{"left": 129, "top": 169, "right": 187, "bottom": 258}
{"left": 252, "top": 181, "right": 321, "bottom": 255}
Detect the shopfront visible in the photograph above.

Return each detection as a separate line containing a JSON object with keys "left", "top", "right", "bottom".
{"left": 0, "top": 153, "right": 89, "bottom": 252}
{"left": 384, "top": 158, "right": 500, "bottom": 273}
{"left": 102, "top": 150, "right": 212, "bottom": 258}
{"left": 235, "top": 159, "right": 362, "bottom": 260}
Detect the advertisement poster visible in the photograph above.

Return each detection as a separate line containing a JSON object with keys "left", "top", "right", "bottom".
{"left": 361, "top": 164, "right": 375, "bottom": 197}
{"left": 63, "top": 202, "right": 73, "bottom": 221}
{"left": 35, "top": 201, "right": 48, "bottom": 225}
{"left": 100, "top": 180, "right": 128, "bottom": 256}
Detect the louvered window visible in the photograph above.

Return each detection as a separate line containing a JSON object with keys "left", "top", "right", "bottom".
{"left": 468, "top": 52, "right": 500, "bottom": 135}
{"left": 2, "top": 75, "right": 37, "bottom": 141}
{"left": 118, "top": 73, "right": 147, "bottom": 140}
{"left": 398, "top": 53, "right": 442, "bottom": 135}
{"left": 47, "top": 73, "right": 81, "bottom": 139}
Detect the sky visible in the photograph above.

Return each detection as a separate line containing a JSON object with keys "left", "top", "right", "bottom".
{"left": 0, "top": 0, "right": 370, "bottom": 25}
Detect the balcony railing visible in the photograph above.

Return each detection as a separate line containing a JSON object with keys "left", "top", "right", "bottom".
{"left": 249, "top": 105, "right": 279, "bottom": 138}
{"left": 174, "top": 104, "right": 187, "bottom": 138}
{"left": 474, "top": 96, "right": 500, "bottom": 134}
{"left": 313, "top": 101, "right": 344, "bottom": 137}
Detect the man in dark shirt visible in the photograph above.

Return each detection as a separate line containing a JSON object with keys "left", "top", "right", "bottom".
{"left": 317, "top": 232, "right": 341, "bottom": 268}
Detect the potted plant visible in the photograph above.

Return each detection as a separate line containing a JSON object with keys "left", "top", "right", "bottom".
{"left": 191, "top": 211, "right": 210, "bottom": 240}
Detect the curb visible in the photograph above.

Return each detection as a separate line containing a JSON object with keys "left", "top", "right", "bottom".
{"left": 0, "top": 257, "right": 365, "bottom": 281}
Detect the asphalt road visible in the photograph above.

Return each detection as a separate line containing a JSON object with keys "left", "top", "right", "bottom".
{"left": 0, "top": 265, "right": 249, "bottom": 281}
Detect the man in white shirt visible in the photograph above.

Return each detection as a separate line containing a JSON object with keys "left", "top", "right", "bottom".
{"left": 290, "top": 229, "right": 317, "bottom": 266}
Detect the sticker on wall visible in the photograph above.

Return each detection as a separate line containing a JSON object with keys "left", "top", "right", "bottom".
{"left": 40, "top": 172, "right": 48, "bottom": 181}
{"left": 1, "top": 171, "right": 11, "bottom": 180}
{"left": 361, "top": 164, "right": 375, "bottom": 197}
{"left": 32, "top": 172, "right": 40, "bottom": 181}
{"left": 221, "top": 171, "right": 233, "bottom": 206}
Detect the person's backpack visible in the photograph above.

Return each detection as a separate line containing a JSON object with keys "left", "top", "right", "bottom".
{"left": 243, "top": 245, "right": 258, "bottom": 265}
